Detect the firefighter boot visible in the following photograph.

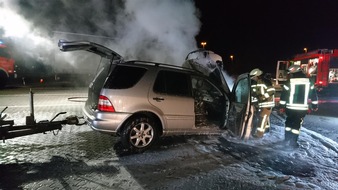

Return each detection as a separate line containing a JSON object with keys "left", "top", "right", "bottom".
{"left": 289, "top": 134, "right": 299, "bottom": 148}
{"left": 253, "top": 115, "right": 265, "bottom": 138}
{"left": 255, "top": 129, "right": 265, "bottom": 138}
{"left": 265, "top": 126, "right": 270, "bottom": 133}
{"left": 284, "top": 130, "right": 292, "bottom": 145}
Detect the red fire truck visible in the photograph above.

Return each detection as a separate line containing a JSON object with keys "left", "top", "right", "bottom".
{"left": 0, "top": 41, "right": 16, "bottom": 88}
{"left": 275, "top": 49, "right": 338, "bottom": 91}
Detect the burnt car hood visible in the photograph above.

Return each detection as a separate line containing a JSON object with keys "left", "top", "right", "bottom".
{"left": 183, "top": 49, "right": 230, "bottom": 94}
{"left": 58, "top": 40, "right": 123, "bottom": 60}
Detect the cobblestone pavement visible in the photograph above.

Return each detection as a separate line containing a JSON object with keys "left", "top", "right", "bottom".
{"left": 0, "top": 87, "right": 143, "bottom": 190}
{"left": 2, "top": 87, "right": 335, "bottom": 190}
{"left": 0, "top": 87, "right": 280, "bottom": 190}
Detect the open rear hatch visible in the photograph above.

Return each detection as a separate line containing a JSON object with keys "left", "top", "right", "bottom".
{"left": 58, "top": 40, "right": 123, "bottom": 109}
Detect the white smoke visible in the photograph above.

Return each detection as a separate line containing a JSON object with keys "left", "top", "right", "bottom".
{"left": 0, "top": 0, "right": 201, "bottom": 73}
{"left": 0, "top": 1, "right": 55, "bottom": 62}
{"left": 0, "top": 0, "right": 240, "bottom": 89}
{"left": 222, "top": 70, "right": 235, "bottom": 90}
{"left": 115, "top": 0, "right": 200, "bottom": 63}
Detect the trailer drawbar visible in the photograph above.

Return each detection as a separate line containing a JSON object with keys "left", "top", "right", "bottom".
{"left": 0, "top": 89, "right": 85, "bottom": 142}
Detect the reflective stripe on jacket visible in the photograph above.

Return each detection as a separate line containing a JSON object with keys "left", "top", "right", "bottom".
{"left": 251, "top": 79, "right": 275, "bottom": 108}
{"left": 280, "top": 72, "right": 318, "bottom": 111}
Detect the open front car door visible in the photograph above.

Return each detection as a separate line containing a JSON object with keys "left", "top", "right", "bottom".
{"left": 226, "top": 73, "right": 252, "bottom": 139}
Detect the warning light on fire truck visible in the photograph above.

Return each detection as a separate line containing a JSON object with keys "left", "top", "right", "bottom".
{"left": 275, "top": 49, "right": 338, "bottom": 91}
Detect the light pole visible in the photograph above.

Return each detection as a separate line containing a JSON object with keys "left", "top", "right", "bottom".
{"left": 201, "top": 42, "right": 207, "bottom": 49}
{"left": 304, "top": 48, "right": 308, "bottom": 53}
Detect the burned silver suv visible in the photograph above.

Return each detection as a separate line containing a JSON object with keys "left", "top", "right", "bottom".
{"left": 58, "top": 40, "right": 252, "bottom": 153}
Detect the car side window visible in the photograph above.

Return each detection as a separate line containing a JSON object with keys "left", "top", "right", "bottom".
{"left": 153, "top": 70, "right": 191, "bottom": 97}
{"left": 105, "top": 65, "right": 147, "bottom": 89}
{"left": 234, "top": 77, "right": 250, "bottom": 103}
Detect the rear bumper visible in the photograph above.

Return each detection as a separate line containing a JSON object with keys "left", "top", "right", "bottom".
{"left": 82, "top": 106, "right": 131, "bottom": 134}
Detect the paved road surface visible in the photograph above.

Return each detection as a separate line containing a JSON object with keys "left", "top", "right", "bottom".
{"left": 0, "top": 86, "right": 337, "bottom": 189}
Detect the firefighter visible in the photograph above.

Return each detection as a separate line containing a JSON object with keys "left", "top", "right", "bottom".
{"left": 279, "top": 65, "right": 318, "bottom": 148}
{"left": 250, "top": 68, "right": 276, "bottom": 138}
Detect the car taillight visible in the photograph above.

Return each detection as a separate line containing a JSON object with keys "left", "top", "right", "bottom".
{"left": 98, "top": 95, "right": 115, "bottom": 112}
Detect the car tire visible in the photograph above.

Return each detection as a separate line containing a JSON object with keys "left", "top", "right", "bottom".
{"left": 121, "top": 115, "right": 158, "bottom": 153}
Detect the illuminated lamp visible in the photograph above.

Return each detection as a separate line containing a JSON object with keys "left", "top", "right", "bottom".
{"left": 98, "top": 95, "right": 115, "bottom": 112}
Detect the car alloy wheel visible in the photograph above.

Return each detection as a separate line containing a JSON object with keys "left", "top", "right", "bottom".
{"left": 130, "top": 121, "right": 154, "bottom": 147}
{"left": 122, "top": 116, "right": 158, "bottom": 153}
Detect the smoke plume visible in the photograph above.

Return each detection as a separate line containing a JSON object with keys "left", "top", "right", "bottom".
{"left": 0, "top": 0, "right": 201, "bottom": 74}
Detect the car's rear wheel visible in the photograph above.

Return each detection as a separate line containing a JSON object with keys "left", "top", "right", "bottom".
{"left": 121, "top": 116, "right": 158, "bottom": 153}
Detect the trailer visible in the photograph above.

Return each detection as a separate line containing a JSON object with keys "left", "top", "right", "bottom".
{"left": 0, "top": 89, "right": 84, "bottom": 142}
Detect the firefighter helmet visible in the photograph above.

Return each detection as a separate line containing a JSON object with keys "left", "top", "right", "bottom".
{"left": 288, "top": 65, "right": 301, "bottom": 73}
{"left": 250, "top": 68, "right": 263, "bottom": 77}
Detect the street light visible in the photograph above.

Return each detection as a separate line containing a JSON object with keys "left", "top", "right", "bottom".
{"left": 201, "top": 42, "right": 207, "bottom": 49}
{"left": 304, "top": 48, "right": 308, "bottom": 53}
{"left": 230, "top": 55, "right": 234, "bottom": 62}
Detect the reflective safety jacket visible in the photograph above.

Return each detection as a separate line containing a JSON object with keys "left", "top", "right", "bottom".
{"left": 279, "top": 72, "right": 318, "bottom": 111}
{"left": 251, "top": 78, "right": 275, "bottom": 108}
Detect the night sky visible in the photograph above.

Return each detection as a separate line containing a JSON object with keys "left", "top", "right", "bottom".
{"left": 194, "top": 0, "right": 338, "bottom": 75}
{"left": 2, "top": 0, "right": 338, "bottom": 77}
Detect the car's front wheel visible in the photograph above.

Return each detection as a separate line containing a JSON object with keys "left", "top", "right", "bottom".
{"left": 121, "top": 116, "right": 158, "bottom": 153}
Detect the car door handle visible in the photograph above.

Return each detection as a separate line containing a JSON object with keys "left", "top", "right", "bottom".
{"left": 153, "top": 97, "right": 165, "bottom": 102}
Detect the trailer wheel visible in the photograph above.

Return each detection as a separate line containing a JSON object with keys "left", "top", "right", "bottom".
{"left": 0, "top": 71, "right": 8, "bottom": 89}
{"left": 121, "top": 115, "right": 159, "bottom": 153}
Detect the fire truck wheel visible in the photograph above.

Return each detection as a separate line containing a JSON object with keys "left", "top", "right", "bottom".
{"left": 0, "top": 71, "right": 8, "bottom": 89}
